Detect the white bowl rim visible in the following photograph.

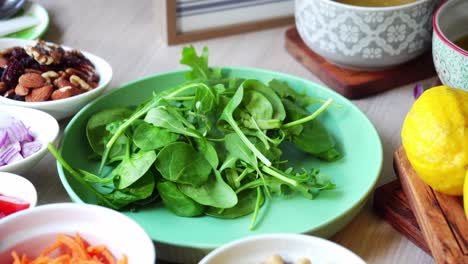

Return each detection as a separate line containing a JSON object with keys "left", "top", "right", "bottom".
{"left": 0, "top": 172, "right": 37, "bottom": 208}
{"left": 0, "top": 105, "right": 59, "bottom": 171}
{"left": 200, "top": 233, "right": 366, "bottom": 264}
{"left": 0, "top": 202, "right": 156, "bottom": 261}
{"left": 433, "top": 0, "right": 468, "bottom": 57}
{"left": 316, "top": 0, "right": 433, "bottom": 11}
{"left": 0, "top": 38, "right": 113, "bottom": 107}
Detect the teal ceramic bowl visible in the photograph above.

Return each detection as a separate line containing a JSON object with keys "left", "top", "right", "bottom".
{"left": 432, "top": 0, "right": 468, "bottom": 90}
{"left": 57, "top": 68, "right": 382, "bottom": 249}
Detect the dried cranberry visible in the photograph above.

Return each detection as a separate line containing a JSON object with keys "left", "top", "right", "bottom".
{"left": 10, "top": 47, "right": 29, "bottom": 60}
{"left": 1, "top": 59, "right": 24, "bottom": 89}
{"left": 62, "top": 50, "right": 94, "bottom": 68}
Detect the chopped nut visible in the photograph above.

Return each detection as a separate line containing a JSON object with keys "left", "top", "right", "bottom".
{"left": 18, "top": 73, "right": 46, "bottom": 88}
{"left": 70, "top": 75, "right": 92, "bottom": 91}
{"left": 51, "top": 86, "right": 80, "bottom": 100}
{"left": 15, "top": 84, "right": 29, "bottom": 96}
{"left": 24, "top": 40, "right": 64, "bottom": 65}
{"left": 66, "top": 68, "right": 88, "bottom": 81}
{"left": 41, "top": 71, "right": 59, "bottom": 83}
{"left": 25, "top": 84, "right": 53, "bottom": 102}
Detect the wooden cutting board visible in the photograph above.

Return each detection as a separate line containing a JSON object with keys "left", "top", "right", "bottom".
{"left": 284, "top": 27, "right": 437, "bottom": 99}
{"left": 390, "top": 147, "right": 468, "bottom": 264}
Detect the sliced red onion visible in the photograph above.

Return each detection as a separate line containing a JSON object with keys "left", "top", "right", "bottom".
{"left": 0, "top": 142, "right": 23, "bottom": 164}
{"left": 21, "top": 141, "right": 42, "bottom": 158}
{"left": 5, "top": 120, "right": 33, "bottom": 143}
{"left": 0, "top": 116, "right": 41, "bottom": 167}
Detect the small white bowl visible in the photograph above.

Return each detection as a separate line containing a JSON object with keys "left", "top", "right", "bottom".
{"left": 0, "top": 203, "right": 156, "bottom": 263}
{"left": 0, "top": 105, "right": 59, "bottom": 174}
{"left": 0, "top": 38, "right": 113, "bottom": 120}
{"left": 0, "top": 172, "right": 37, "bottom": 210}
{"left": 200, "top": 233, "right": 366, "bottom": 264}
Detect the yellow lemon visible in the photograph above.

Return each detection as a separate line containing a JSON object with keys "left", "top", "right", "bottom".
{"left": 401, "top": 86, "right": 468, "bottom": 195}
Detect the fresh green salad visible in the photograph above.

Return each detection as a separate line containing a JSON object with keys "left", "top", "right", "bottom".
{"left": 49, "top": 47, "right": 342, "bottom": 229}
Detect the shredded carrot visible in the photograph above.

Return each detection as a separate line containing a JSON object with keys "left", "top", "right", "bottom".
{"left": 10, "top": 233, "right": 128, "bottom": 264}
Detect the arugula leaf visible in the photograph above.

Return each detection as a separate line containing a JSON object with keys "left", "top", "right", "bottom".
{"left": 180, "top": 46, "right": 221, "bottom": 80}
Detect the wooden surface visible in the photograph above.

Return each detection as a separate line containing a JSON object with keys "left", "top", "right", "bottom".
{"left": 394, "top": 147, "right": 468, "bottom": 264}
{"left": 27, "top": 0, "right": 438, "bottom": 263}
{"left": 285, "top": 27, "right": 437, "bottom": 99}
{"left": 373, "top": 180, "right": 431, "bottom": 255}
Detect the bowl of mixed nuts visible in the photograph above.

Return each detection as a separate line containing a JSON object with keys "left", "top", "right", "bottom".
{"left": 0, "top": 39, "right": 112, "bottom": 120}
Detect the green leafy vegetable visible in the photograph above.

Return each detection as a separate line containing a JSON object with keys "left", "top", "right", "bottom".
{"left": 51, "top": 46, "right": 342, "bottom": 230}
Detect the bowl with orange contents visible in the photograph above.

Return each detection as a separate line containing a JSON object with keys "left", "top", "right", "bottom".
{"left": 0, "top": 203, "right": 156, "bottom": 264}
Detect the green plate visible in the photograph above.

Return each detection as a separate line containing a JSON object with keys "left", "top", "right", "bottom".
{"left": 57, "top": 68, "right": 382, "bottom": 249}
{"left": 3, "top": 2, "right": 49, "bottom": 39}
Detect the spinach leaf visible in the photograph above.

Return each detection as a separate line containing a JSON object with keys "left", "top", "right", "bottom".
{"left": 242, "top": 79, "right": 286, "bottom": 121}
{"left": 155, "top": 142, "right": 211, "bottom": 186}
{"left": 219, "top": 86, "right": 271, "bottom": 166}
{"left": 86, "top": 108, "right": 132, "bottom": 156}
{"left": 292, "top": 120, "right": 336, "bottom": 155}
{"left": 224, "top": 133, "right": 257, "bottom": 168}
{"left": 145, "top": 107, "right": 201, "bottom": 138}
{"left": 157, "top": 181, "right": 204, "bottom": 217}
{"left": 104, "top": 170, "right": 155, "bottom": 209}
{"left": 133, "top": 122, "right": 178, "bottom": 151}
{"left": 113, "top": 150, "right": 157, "bottom": 189}
{"left": 205, "top": 188, "right": 263, "bottom": 219}
{"left": 196, "top": 138, "right": 219, "bottom": 169}
{"left": 179, "top": 171, "right": 237, "bottom": 208}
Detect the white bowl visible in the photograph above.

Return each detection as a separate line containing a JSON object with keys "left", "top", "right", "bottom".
{"left": 0, "top": 172, "right": 37, "bottom": 210}
{"left": 0, "top": 105, "right": 59, "bottom": 174}
{"left": 200, "top": 233, "right": 366, "bottom": 264}
{"left": 0, "top": 38, "right": 113, "bottom": 120}
{"left": 295, "top": 0, "right": 440, "bottom": 70}
{"left": 0, "top": 203, "right": 156, "bottom": 263}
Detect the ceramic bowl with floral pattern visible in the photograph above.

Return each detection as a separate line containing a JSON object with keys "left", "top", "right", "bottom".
{"left": 432, "top": 0, "right": 468, "bottom": 91}
{"left": 295, "top": 0, "right": 440, "bottom": 70}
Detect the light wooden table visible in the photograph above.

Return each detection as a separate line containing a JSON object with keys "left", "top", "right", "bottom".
{"left": 29, "top": 0, "right": 436, "bottom": 263}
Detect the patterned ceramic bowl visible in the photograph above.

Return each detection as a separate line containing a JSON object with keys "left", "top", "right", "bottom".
{"left": 432, "top": 0, "right": 468, "bottom": 91}
{"left": 295, "top": 0, "right": 440, "bottom": 70}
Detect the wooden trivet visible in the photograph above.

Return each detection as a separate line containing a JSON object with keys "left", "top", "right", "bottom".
{"left": 284, "top": 27, "right": 437, "bottom": 99}
{"left": 374, "top": 180, "right": 431, "bottom": 255}
{"left": 391, "top": 147, "right": 468, "bottom": 264}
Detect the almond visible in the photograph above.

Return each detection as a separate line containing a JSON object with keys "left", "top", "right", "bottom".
{"left": 15, "top": 84, "right": 29, "bottom": 96}
{"left": 24, "top": 68, "right": 43, "bottom": 74}
{"left": 51, "top": 86, "right": 80, "bottom": 100}
{"left": 25, "top": 84, "right": 53, "bottom": 102}
{"left": 0, "top": 82, "right": 6, "bottom": 93}
{"left": 18, "top": 73, "right": 46, "bottom": 88}
{"left": 55, "top": 76, "right": 78, "bottom": 89}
